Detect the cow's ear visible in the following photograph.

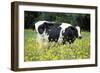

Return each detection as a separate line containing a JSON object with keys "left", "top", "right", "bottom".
{"left": 38, "top": 24, "right": 45, "bottom": 34}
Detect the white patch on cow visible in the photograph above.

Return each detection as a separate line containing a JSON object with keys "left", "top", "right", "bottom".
{"left": 36, "top": 33, "right": 49, "bottom": 49}
{"left": 60, "top": 23, "right": 72, "bottom": 31}
{"left": 58, "top": 23, "right": 72, "bottom": 43}
{"left": 45, "top": 21, "right": 55, "bottom": 24}
{"left": 76, "top": 26, "right": 81, "bottom": 37}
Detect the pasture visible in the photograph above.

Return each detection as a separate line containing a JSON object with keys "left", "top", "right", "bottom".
{"left": 24, "top": 29, "right": 90, "bottom": 61}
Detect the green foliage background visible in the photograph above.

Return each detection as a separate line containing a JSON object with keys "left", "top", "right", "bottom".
{"left": 24, "top": 11, "right": 90, "bottom": 31}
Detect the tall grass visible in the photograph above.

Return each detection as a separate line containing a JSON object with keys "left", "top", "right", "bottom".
{"left": 24, "top": 29, "right": 90, "bottom": 61}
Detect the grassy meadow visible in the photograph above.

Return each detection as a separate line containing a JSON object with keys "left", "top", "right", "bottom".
{"left": 24, "top": 29, "right": 90, "bottom": 62}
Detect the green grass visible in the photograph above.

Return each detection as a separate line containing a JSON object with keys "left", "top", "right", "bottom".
{"left": 24, "top": 29, "right": 90, "bottom": 61}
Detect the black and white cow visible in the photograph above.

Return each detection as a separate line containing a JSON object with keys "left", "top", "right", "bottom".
{"left": 35, "top": 21, "right": 82, "bottom": 46}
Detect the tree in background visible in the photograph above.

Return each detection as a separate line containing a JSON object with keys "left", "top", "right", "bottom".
{"left": 24, "top": 11, "right": 90, "bottom": 31}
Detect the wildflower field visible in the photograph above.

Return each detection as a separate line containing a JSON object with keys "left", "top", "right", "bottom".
{"left": 24, "top": 29, "right": 90, "bottom": 62}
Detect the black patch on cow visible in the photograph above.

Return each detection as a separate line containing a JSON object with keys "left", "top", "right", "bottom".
{"left": 47, "top": 26, "right": 61, "bottom": 42}
{"left": 62, "top": 26, "right": 78, "bottom": 44}
{"left": 44, "top": 22, "right": 61, "bottom": 32}
{"left": 38, "top": 22, "right": 60, "bottom": 34}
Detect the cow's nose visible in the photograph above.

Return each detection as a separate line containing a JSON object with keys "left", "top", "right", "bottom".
{"left": 79, "top": 36, "right": 82, "bottom": 39}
